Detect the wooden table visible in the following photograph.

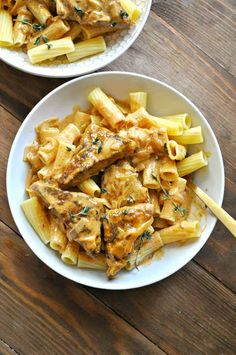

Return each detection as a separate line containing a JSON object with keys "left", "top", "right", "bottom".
{"left": 0, "top": 1, "right": 235, "bottom": 354}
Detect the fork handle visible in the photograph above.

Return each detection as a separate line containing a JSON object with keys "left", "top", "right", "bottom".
{"left": 187, "top": 181, "right": 236, "bottom": 238}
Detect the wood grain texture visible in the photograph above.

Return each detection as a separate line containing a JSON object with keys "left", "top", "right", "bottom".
{"left": 0, "top": 339, "right": 18, "bottom": 355}
{"left": 89, "top": 262, "right": 236, "bottom": 355}
{"left": 0, "top": 221, "right": 163, "bottom": 355}
{"left": 0, "top": 107, "right": 20, "bottom": 231}
{"left": 152, "top": 0, "right": 236, "bottom": 76}
{"left": 0, "top": 1, "right": 236, "bottom": 353}
{"left": 1, "top": 10, "right": 235, "bottom": 290}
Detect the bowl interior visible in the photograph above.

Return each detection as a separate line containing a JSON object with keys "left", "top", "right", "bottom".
{"left": 0, "top": 0, "right": 151, "bottom": 78}
{"left": 7, "top": 72, "right": 224, "bottom": 290}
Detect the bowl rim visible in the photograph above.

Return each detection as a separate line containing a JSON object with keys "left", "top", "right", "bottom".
{"left": 6, "top": 71, "right": 225, "bottom": 290}
{"left": 0, "top": 1, "right": 152, "bottom": 78}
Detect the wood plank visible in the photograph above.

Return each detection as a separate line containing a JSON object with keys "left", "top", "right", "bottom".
{"left": 0, "top": 220, "right": 163, "bottom": 355}
{"left": 152, "top": 0, "right": 236, "bottom": 76}
{"left": 0, "top": 339, "right": 18, "bottom": 355}
{"left": 89, "top": 262, "right": 236, "bottom": 355}
{"left": 1, "top": 10, "right": 235, "bottom": 290}
{"left": 0, "top": 61, "right": 65, "bottom": 120}
{"left": 0, "top": 106, "right": 20, "bottom": 231}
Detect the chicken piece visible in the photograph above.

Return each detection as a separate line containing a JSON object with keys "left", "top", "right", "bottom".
{"left": 119, "top": 126, "right": 168, "bottom": 170}
{"left": 101, "top": 160, "right": 150, "bottom": 209}
{"left": 59, "top": 124, "right": 136, "bottom": 187}
{"left": 103, "top": 203, "right": 154, "bottom": 277}
{"left": 55, "top": 0, "right": 131, "bottom": 27}
{"left": 31, "top": 181, "right": 104, "bottom": 253}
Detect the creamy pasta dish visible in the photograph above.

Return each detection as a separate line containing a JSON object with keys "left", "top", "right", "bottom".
{"left": 22, "top": 88, "right": 207, "bottom": 278}
{"left": 0, "top": 0, "right": 140, "bottom": 64}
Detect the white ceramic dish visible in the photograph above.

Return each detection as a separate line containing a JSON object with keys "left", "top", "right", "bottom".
{"left": 7, "top": 72, "right": 225, "bottom": 290}
{"left": 0, "top": 0, "right": 151, "bottom": 78}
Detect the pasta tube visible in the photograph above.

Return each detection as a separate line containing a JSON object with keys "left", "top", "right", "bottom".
{"left": 51, "top": 142, "right": 75, "bottom": 177}
{"left": 153, "top": 217, "right": 169, "bottom": 229}
{"left": 177, "top": 151, "right": 208, "bottom": 177}
{"left": 129, "top": 92, "right": 147, "bottom": 112}
{"left": 37, "top": 126, "right": 59, "bottom": 145}
{"left": 57, "top": 123, "right": 80, "bottom": 144}
{"left": 143, "top": 158, "right": 160, "bottom": 189}
{"left": 149, "top": 190, "right": 160, "bottom": 216}
{"left": 159, "top": 157, "right": 178, "bottom": 181}
{"left": 63, "top": 21, "right": 81, "bottom": 40}
{"left": 21, "top": 197, "right": 50, "bottom": 244}
{"left": 27, "top": 0, "right": 52, "bottom": 25}
{"left": 159, "top": 221, "right": 201, "bottom": 244}
{"left": 50, "top": 216, "right": 67, "bottom": 253}
{"left": 27, "top": 18, "right": 70, "bottom": 49}
{"left": 27, "top": 36, "right": 75, "bottom": 64}
{"left": 160, "top": 199, "right": 176, "bottom": 224}
{"left": 38, "top": 137, "right": 58, "bottom": 165}
{"left": 78, "top": 178, "right": 101, "bottom": 197}
{"left": 167, "top": 140, "right": 187, "bottom": 160}
{"left": 67, "top": 36, "right": 106, "bottom": 63}
{"left": 73, "top": 112, "right": 91, "bottom": 133}
{"left": 90, "top": 115, "right": 102, "bottom": 126}
{"left": 162, "top": 114, "right": 191, "bottom": 130}
{"left": 37, "top": 163, "right": 53, "bottom": 180}
{"left": 0, "top": 9, "right": 13, "bottom": 46}
{"left": 88, "top": 88, "right": 126, "bottom": 129}
{"left": 133, "top": 108, "right": 183, "bottom": 136}
{"left": 81, "top": 25, "right": 114, "bottom": 40}
{"left": 126, "top": 232, "right": 163, "bottom": 270}
{"left": 170, "top": 126, "right": 203, "bottom": 145}
{"left": 77, "top": 253, "right": 107, "bottom": 270}
{"left": 61, "top": 241, "right": 79, "bottom": 265}
{"left": 120, "top": 0, "right": 141, "bottom": 22}
{"left": 13, "top": 6, "right": 33, "bottom": 47}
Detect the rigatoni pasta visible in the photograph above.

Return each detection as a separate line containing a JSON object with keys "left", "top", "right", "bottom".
{"left": 21, "top": 88, "right": 208, "bottom": 279}
{"left": 0, "top": 0, "right": 141, "bottom": 64}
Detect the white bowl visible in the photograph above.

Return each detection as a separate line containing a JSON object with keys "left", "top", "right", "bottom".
{"left": 7, "top": 72, "right": 225, "bottom": 290}
{"left": 0, "top": 0, "right": 151, "bottom": 78}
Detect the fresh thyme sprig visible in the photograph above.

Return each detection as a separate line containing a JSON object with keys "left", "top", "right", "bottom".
{"left": 18, "top": 19, "right": 46, "bottom": 32}
{"left": 69, "top": 206, "right": 91, "bottom": 222}
{"left": 134, "top": 231, "right": 152, "bottom": 269}
{"left": 152, "top": 174, "right": 186, "bottom": 217}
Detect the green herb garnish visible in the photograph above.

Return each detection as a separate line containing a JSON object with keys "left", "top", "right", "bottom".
{"left": 66, "top": 146, "right": 72, "bottom": 152}
{"left": 34, "top": 36, "right": 41, "bottom": 46}
{"left": 101, "top": 188, "right": 107, "bottom": 193}
{"left": 20, "top": 19, "right": 45, "bottom": 32}
{"left": 134, "top": 231, "right": 152, "bottom": 269}
{"left": 92, "top": 137, "right": 100, "bottom": 144}
{"left": 78, "top": 206, "right": 91, "bottom": 216}
{"left": 164, "top": 142, "right": 168, "bottom": 155}
{"left": 20, "top": 19, "right": 30, "bottom": 25}
{"left": 69, "top": 212, "right": 75, "bottom": 222}
{"left": 74, "top": 6, "right": 85, "bottom": 17}
{"left": 41, "top": 34, "right": 48, "bottom": 43}
{"left": 174, "top": 205, "right": 187, "bottom": 217}
{"left": 111, "top": 22, "right": 117, "bottom": 27}
{"left": 122, "top": 209, "right": 129, "bottom": 215}
{"left": 120, "top": 10, "right": 129, "bottom": 19}
{"left": 98, "top": 142, "right": 103, "bottom": 154}
{"left": 140, "top": 231, "right": 152, "bottom": 242}
{"left": 127, "top": 195, "right": 134, "bottom": 204}
{"left": 102, "top": 214, "right": 109, "bottom": 223}
{"left": 46, "top": 43, "right": 52, "bottom": 49}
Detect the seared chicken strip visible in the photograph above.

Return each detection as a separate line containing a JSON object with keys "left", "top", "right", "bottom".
{"left": 55, "top": 0, "right": 131, "bottom": 27}
{"left": 103, "top": 203, "right": 154, "bottom": 277}
{"left": 119, "top": 127, "right": 168, "bottom": 169}
{"left": 59, "top": 124, "right": 136, "bottom": 187}
{"left": 101, "top": 160, "right": 150, "bottom": 209}
{"left": 31, "top": 181, "right": 104, "bottom": 253}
